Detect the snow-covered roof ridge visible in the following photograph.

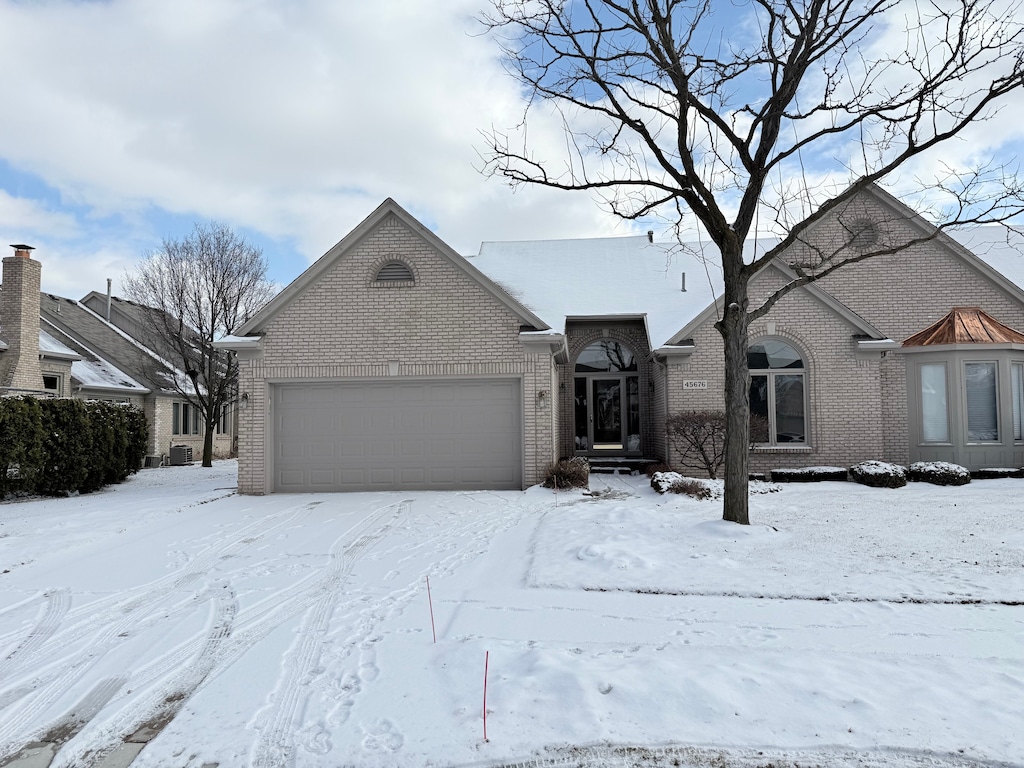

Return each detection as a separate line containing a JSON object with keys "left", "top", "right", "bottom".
{"left": 40, "top": 317, "right": 149, "bottom": 392}
{"left": 470, "top": 233, "right": 751, "bottom": 348}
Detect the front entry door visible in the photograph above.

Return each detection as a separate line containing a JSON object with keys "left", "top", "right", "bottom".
{"left": 574, "top": 375, "right": 640, "bottom": 453}
{"left": 592, "top": 378, "right": 623, "bottom": 449}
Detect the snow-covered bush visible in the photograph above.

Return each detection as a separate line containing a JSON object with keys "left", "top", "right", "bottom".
{"left": 770, "top": 466, "right": 848, "bottom": 483}
{"left": 651, "top": 471, "right": 781, "bottom": 498}
{"left": 650, "top": 471, "right": 715, "bottom": 499}
{"left": 849, "top": 460, "right": 907, "bottom": 488}
{"left": 543, "top": 456, "right": 590, "bottom": 489}
{"left": 908, "top": 461, "right": 971, "bottom": 486}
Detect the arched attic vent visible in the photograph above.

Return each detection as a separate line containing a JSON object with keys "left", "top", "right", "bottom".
{"left": 374, "top": 261, "right": 414, "bottom": 282}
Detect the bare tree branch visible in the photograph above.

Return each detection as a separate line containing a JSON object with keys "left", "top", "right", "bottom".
{"left": 123, "top": 222, "right": 275, "bottom": 467}
{"left": 480, "top": 0, "right": 1024, "bottom": 525}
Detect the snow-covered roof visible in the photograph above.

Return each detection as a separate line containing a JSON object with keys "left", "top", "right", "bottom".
{"left": 950, "top": 225, "right": 1024, "bottom": 292}
{"left": 469, "top": 224, "right": 1024, "bottom": 350}
{"left": 40, "top": 318, "right": 149, "bottom": 393}
{"left": 39, "top": 329, "right": 80, "bottom": 360}
{"left": 71, "top": 356, "right": 148, "bottom": 392}
{"left": 469, "top": 234, "right": 783, "bottom": 348}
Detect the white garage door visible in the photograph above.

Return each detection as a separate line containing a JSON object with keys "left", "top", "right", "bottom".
{"left": 273, "top": 379, "right": 522, "bottom": 492}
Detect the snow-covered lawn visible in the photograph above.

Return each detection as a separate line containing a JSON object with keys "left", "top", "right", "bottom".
{"left": 0, "top": 462, "right": 1021, "bottom": 768}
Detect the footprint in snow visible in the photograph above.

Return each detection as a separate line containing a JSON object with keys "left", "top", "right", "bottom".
{"left": 361, "top": 719, "right": 404, "bottom": 752}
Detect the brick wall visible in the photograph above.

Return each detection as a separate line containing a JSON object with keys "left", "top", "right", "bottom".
{"left": 666, "top": 267, "right": 888, "bottom": 473}
{"left": 236, "top": 212, "right": 557, "bottom": 493}
{"left": 807, "top": 194, "right": 1024, "bottom": 339}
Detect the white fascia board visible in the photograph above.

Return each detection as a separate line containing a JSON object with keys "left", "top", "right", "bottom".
{"left": 654, "top": 344, "right": 697, "bottom": 359}
{"left": 518, "top": 331, "right": 567, "bottom": 358}
{"left": 214, "top": 334, "right": 264, "bottom": 361}
{"left": 214, "top": 334, "right": 263, "bottom": 351}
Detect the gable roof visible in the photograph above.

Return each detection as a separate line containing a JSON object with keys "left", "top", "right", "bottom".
{"left": 39, "top": 293, "right": 171, "bottom": 394}
{"left": 902, "top": 307, "right": 1024, "bottom": 346}
{"left": 235, "top": 198, "right": 549, "bottom": 337}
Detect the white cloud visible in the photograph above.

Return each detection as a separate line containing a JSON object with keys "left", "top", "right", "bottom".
{"left": 0, "top": 0, "right": 627, "bottom": 291}
{"left": 0, "top": 191, "right": 80, "bottom": 241}
{"left": 0, "top": 0, "right": 1020, "bottom": 297}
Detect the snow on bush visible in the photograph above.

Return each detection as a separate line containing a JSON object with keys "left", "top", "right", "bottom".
{"left": 650, "top": 471, "right": 781, "bottom": 499}
{"left": 770, "top": 466, "right": 848, "bottom": 483}
{"left": 849, "top": 460, "right": 907, "bottom": 488}
{"left": 908, "top": 461, "right": 971, "bottom": 486}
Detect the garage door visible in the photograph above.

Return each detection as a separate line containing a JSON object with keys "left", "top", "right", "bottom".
{"left": 273, "top": 379, "right": 522, "bottom": 492}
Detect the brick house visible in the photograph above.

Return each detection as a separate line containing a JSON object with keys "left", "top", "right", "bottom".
{"left": 0, "top": 246, "right": 234, "bottom": 463}
{"left": 220, "top": 187, "right": 1024, "bottom": 494}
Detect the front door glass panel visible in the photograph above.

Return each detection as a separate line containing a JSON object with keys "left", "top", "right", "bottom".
{"left": 592, "top": 379, "right": 622, "bottom": 448}
{"left": 574, "top": 377, "right": 589, "bottom": 450}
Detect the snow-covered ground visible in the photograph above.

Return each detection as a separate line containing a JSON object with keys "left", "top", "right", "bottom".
{"left": 0, "top": 462, "right": 1021, "bottom": 768}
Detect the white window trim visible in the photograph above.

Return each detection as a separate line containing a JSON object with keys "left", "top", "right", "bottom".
{"left": 962, "top": 360, "right": 1001, "bottom": 445}
{"left": 919, "top": 361, "right": 952, "bottom": 445}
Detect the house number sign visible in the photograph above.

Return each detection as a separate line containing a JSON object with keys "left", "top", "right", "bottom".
{"left": 683, "top": 380, "right": 708, "bottom": 389}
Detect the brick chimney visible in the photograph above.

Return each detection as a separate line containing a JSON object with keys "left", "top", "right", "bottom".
{"left": 0, "top": 244, "right": 44, "bottom": 392}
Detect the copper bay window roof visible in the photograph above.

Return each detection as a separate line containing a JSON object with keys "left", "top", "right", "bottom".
{"left": 902, "top": 307, "right": 1024, "bottom": 346}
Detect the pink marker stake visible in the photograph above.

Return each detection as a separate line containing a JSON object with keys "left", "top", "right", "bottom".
{"left": 426, "top": 575, "right": 437, "bottom": 644}
{"left": 483, "top": 650, "right": 490, "bottom": 742}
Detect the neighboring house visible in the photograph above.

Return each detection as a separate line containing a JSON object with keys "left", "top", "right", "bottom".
{"left": 0, "top": 246, "right": 234, "bottom": 463}
{"left": 218, "top": 187, "right": 1024, "bottom": 494}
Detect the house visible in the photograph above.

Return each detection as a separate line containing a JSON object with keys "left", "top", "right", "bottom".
{"left": 218, "top": 186, "right": 1024, "bottom": 494}
{"left": 0, "top": 245, "right": 235, "bottom": 463}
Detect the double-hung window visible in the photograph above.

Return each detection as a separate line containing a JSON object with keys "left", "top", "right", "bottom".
{"left": 172, "top": 401, "right": 201, "bottom": 436}
{"left": 964, "top": 362, "right": 999, "bottom": 442}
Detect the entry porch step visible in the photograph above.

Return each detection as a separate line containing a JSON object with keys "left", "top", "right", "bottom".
{"left": 586, "top": 457, "right": 660, "bottom": 475}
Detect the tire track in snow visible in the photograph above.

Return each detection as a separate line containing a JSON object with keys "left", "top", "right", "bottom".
{"left": 61, "top": 583, "right": 238, "bottom": 768}
{"left": 0, "top": 503, "right": 316, "bottom": 761}
{"left": 249, "top": 500, "right": 412, "bottom": 768}
{"left": 5, "top": 500, "right": 317, "bottom": 678}
{"left": 52, "top": 499, "right": 408, "bottom": 768}
{"left": 0, "top": 588, "right": 70, "bottom": 679}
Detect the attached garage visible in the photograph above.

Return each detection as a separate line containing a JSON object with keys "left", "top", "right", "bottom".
{"left": 273, "top": 378, "right": 523, "bottom": 492}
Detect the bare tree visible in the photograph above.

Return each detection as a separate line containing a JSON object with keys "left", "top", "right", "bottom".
{"left": 124, "top": 222, "right": 275, "bottom": 467}
{"left": 481, "top": 0, "right": 1024, "bottom": 523}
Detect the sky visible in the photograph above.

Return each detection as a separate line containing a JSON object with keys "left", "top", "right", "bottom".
{"left": 0, "top": 462, "right": 1021, "bottom": 767}
{"left": 0, "top": 0, "right": 1022, "bottom": 299}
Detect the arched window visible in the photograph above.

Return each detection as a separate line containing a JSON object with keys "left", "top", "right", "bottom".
{"left": 749, "top": 339, "right": 806, "bottom": 445}
{"left": 574, "top": 340, "right": 638, "bottom": 373}
{"left": 574, "top": 340, "right": 640, "bottom": 453}
{"left": 374, "top": 261, "right": 414, "bottom": 282}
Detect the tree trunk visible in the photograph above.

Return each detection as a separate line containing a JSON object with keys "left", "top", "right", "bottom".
{"left": 718, "top": 249, "right": 751, "bottom": 525}
{"left": 202, "top": 418, "right": 215, "bottom": 468}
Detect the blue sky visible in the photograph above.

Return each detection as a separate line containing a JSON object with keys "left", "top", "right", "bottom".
{"left": 0, "top": 0, "right": 1022, "bottom": 298}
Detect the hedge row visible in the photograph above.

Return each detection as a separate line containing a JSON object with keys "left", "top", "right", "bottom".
{"left": 0, "top": 397, "right": 148, "bottom": 498}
